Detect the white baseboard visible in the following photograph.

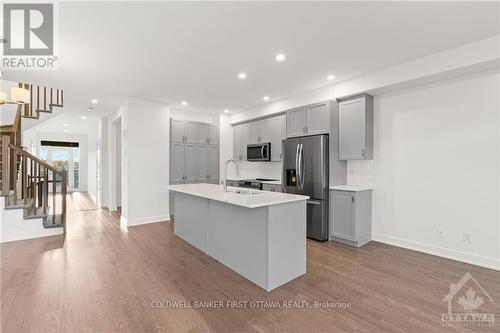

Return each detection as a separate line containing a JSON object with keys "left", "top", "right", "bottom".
{"left": 373, "top": 233, "right": 500, "bottom": 271}
{"left": 122, "top": 215, "right": 171, "bottom": 227}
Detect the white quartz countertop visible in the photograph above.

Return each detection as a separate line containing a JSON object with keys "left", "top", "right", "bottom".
{"left": 261, "top": 180, "right": 282, "bottom": 186}
{"left": 330, "top": 185, "right": 373, "bottom": 192}
{"left": 164, "top": 183, "right": 308, "bottom": 208}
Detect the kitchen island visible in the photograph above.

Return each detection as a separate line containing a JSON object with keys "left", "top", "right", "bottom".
{"left": 166, "top": 183, "right": 309, "bottom": 291}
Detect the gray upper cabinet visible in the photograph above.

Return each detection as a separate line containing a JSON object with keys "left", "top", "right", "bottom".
{"left": 338, "top": 94, "right": 374, "bottom": 160}
{"left": 171, "top": 120, "right": 185, "bottom": 143}
{"left": 208, "top": 124, "right": 218, "bottom": 145}
{"left": 306, "top": 103, "right": 329, "bottom": 135}
{"left": 196, "top": 123, "right": 209, "bottom": 144}
{"left": 286, "top": 102, "right": 329, "bottom": 138}
{"left": 185, "top": 122, "right": 197, "bottom": 143}
{"left": 233, "top": 123, "right": 249, "bottom": 161}
{"left": 286, "top": 107, "right": 306, "bottom": 138}
{"left": 268, "top": 116, "right": 286, "bottom": 161}
{"left": 234, "top": 116, "right": 285, "bottom": 161}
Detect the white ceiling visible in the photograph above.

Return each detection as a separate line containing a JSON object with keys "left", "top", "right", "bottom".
{"left": 3, "top": 1, "right": 499, "bottom": 116}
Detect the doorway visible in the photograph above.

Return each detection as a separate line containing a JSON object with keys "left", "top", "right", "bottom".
{"left": 40, "top": 143, "right": 80, "bottom": 192}
{"left": 110, "top": 117, "right": 122, "bottom": 216}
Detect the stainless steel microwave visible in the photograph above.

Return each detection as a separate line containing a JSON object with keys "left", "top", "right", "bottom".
{"left": 247, "top": 143, "right": 271, "bottom": 161}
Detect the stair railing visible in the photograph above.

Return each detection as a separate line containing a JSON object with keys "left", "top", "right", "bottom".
{"left": 1, "top": 135, "right": 67, "bottom": 229}
{"left": 18, "top": 82, "right": 64, "bottom": 118}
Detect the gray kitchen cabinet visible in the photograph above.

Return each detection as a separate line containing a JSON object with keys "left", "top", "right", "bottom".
{"left": 268, "top": 115, "right": 286, "bottom": 161}
{"left": 331, "top": 189, "right": 372, "bottom": 247}
{"left": 170, "top": 142, "right": 197, "bottom": 183}
{"left": 170, "top": 143, "right": 186, "bottom": 183}
{"left": 338, "top": 94, "right": 374, "bottom": 160}
{"left": 196, "top": 145, "right": 208, "bottom": 182}
{"left": 207, "top": 145, "right": 219, "bottom": 182}
{"left": 171, "top": 119, "right": 197, "bottom": 143}
{"left": 184, "top": 144, "right": 197, "bottom": 182}
{"left": 208, "top": 124, "right": 218, "bottom": 145}
{"left": 306, "top": 103, "right": 329, "bottom": 135}
{"left": 196, "top": 123, "right": 209, "bottom": 144}
{"left": 286, "top": 107, "right": 307, "bottom": 138}
{"left": 262, "top": 183, "right": 283, "bottom": 192}
{"left": 233, "top": 123, "right": 249, "bottom": 161}
{"left": 286, "top": 102, "right": 329, "bottom": 138}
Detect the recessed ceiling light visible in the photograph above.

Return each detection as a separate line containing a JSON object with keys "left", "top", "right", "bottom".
{"left": 91, "top": 99, "right": 98, "bottom": 104}
{"left": 327, "top": 74, "right": 335, "bottom": 81}
{"left": 63, "top": 123, "right": 68, "bottom": 126}
{"left": 181, "top": 101, "right": 188, "bottom": 106}
{"left": 263, "top": 96, "right": 270, "bottom": 101}
{"left": 81, "top": 116, "right": 86, "bottom": 120}
{"left": 224, "top": 109, "right": 230, "bottom": 114}
{"left": 238, "top": 72, "right": 246, "bottom": 80}
{"left": 275, "top": 53, "right": 286, "bottom": 62}
{"left": 63, "top": 130, "right": 68, "bottom": 133}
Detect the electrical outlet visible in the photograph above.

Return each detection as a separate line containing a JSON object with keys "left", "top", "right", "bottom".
{"left": 436, "top": 228, "right": 444, "bottom": 238}
{"left": 462, "top": 232, "right": 471, "bottom": 243}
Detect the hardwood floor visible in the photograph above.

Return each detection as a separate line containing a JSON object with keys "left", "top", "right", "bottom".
{"left": 1, "top": 193, "right": 499, "bottom": 332}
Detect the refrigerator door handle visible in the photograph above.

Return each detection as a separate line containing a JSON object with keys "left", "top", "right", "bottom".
{"left": 307, "top": 199, "right": 321, "bottom": 205}
{"left": 298, "top": 143, "right": 304, "bottom": 190}
{"left": 295, "top": 143, "right": 300, "bottom": 189}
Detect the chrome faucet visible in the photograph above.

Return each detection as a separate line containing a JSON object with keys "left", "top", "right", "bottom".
{"left": 224, "top": 159, "right": 238, "bottom": 192}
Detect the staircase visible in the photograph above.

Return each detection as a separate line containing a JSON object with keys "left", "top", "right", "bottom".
{"left": 0, "top": 83, "right": 67, "bottom": 242}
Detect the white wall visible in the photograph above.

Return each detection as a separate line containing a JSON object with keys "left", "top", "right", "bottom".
{"left": 368, "top": 70, "right": 499, "bottom": 270}
{"left": 105, "top": 97, "right": 170, "bottom": 227}
{"left": 170, "top": 108, "right": 218, "bottom": 123}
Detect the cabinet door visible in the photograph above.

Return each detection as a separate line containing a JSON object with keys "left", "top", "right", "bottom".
{"left": 208, "top": 124, "right": 218, "bottom": 145}
{"left": 269, "top": 116, "right": 285, "bottom": 161}
{"left": 233, "top": 125, "right": 242, "bottom": 161}
{"left": 333, "top": 191, "right": 355, "bottom": 240}
{"left": 196, "top": 145, "right": 208, "bottom": 182}
{"left": 184, "top": 144, "right": 197, "bottom": 182}
{"left": 249, "top": 121, "right": 261, "bottom": 144}
{"left": 306, "top": 103, "right": 329, "bottom": 135}
{"left": 196, "top": 123, "right": 209, "bottom": 144}
{"left": 170, "top": 143, "right": 185, "bottom": 182}
{"left": 339, "top": 97, "right": 366, "bottom": 160}
{"left": 171, "top": 119, "right": 185, "bottom": 143}
{"left": 185, "top": 121, "right": 198, "bottom": 144}
{"left": 286, "top": 107, "right": 306, "bottom": 138}
{"left": 207, "top": 146, "right": 219, "bottom": 182}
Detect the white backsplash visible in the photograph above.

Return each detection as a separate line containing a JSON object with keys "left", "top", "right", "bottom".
{"left": 346, "top": 160, "right": 374, "bottom": 186}
{"left": 226, "top": 161, "right": 282, "bottom": 181}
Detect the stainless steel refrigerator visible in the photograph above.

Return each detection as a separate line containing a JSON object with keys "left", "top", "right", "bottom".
{"left": 282, "top": 135, "right": 329, "bottom": 241}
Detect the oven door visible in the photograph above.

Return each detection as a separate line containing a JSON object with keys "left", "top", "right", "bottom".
{"left": 247, "top": 143, "right": 270, "bottom": 161}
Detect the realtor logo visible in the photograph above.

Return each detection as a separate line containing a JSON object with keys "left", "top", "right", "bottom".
{"left": 442, "top": 272, "right": 495, "bottom": 327}
{"left": 1, "top": 2, "right": 58, "bottom": 70}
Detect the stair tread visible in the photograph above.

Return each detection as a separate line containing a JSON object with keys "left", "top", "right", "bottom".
{"left": 4, "top": 197, "right": 34, "bottom": 209}
{"left": 24, "top": 206, "right": 50, "bottom": 219}
{"left": 43, "top": 214, "right": 64, "bottom": 228}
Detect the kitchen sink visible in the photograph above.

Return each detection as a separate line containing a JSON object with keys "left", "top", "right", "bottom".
{"left": 226, "top": 189, "right": 261, "bottom": 196}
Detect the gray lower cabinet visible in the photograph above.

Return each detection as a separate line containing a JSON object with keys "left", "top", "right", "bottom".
{"left": 262, "top": 184, "right": 283, "bottom": 192}
{"left": 338, "top": 94, "right": 374, "bottom": 160}
{"left": 331, "top": 189, "right": 372, "bottom": 247}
